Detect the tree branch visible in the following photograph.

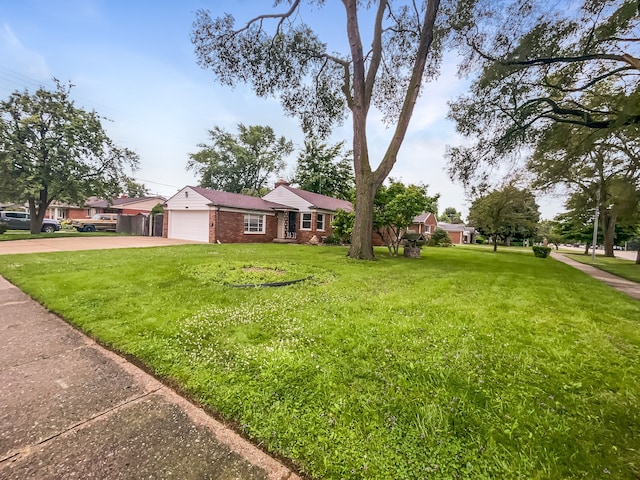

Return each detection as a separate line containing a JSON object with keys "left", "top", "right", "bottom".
{"left": 364, "top": 0, "right": 388, "bottom": 109}
{"left": 234, "top": 0, "right": 302, "bottom": 36}
{"left": 375, "top": 0, "right": 441, "bottom": 186}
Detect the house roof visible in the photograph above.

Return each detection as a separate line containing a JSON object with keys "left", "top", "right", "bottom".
{"left": 87, "top": 196, "right": 166, "bottom": 208}
{"left": 278, "top": 185, "right": 353, "bottom": 212}
{"left": 438, "top": 222, "right": 475, "bottom": 233}
{"left": 189, "top": 186, "right": 292, "bottom": 212}
{"left": 413, "top": 211, "right": 437, "bottom": 223}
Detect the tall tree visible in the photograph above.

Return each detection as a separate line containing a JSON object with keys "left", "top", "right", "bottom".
{"left": 528, "top": 123, "right": 640, "bottom": 257}
{"left": 447, "top": 0, "right": 640, "bottom": 186}
{"left": 438, "top": 206, "right": 463, "bottom": 223}
{"left": 187, "top": 124, "right": 293, "bottom": 195}
{"left": 292, "top": 137, "right": 354, "bottom": 200}
{"left": 120, "top": 178, "right": 149, "bottom": 198}
{"left": 192, "top": 1, "right": 451, "bottom": 260}
{"left": 467, "top": 185, "right": 540, "bottom": 251}
{"left": 0, "top": 82, "right": 139, "bottom": 234}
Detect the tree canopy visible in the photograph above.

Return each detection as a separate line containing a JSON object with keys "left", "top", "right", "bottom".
{"left": 438, "top": 206, "right": 463, "bottom": 223}
{"left": 0, "top": 82, "right": 139, "bottom": 233}
{"left": 467, "top": 185, "right": 540, "bottom": 251}
{"left": 528, "top": 121, "right": 640, "bottom": 256}
{"left": 447, "top": 0, "right": 640, "bottom": 186}
{"left": 192, "top": 1, "right": 452, "bottom": 260}
{"left": 291, "top": 137, "right": 354, "bottom": 201}
{"left": 187, "top": 124, "right": 293, "bottom": 196}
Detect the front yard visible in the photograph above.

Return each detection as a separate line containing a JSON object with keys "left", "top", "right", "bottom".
{"left": 0, "top": 244, "right": 638, "bottom": 479}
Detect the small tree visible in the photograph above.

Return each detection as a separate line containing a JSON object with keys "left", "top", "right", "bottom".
{"left": 374, "top": 180, "right": 438, "bottom": 256}
{"left": 0, "top": 82, "right": 139, "bottom": 234}
{"left": 468, "top": 185, "right": 540, "bottom": 252}
{"left": 331, "top": 208, "right": 355, "bottom": 244}
{"left": 187, "top": 124, "right": 293, "bottom": 194}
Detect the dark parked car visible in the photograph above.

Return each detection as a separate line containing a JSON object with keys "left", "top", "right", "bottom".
{"left": 0, "top": 211, "right": 61, "bottom": 233}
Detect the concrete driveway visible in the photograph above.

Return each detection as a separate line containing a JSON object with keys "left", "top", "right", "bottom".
{"left": 0, "top": 236, "right": 198, "bottom": 255}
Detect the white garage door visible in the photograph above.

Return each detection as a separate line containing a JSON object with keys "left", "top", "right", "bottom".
{"left": 168, "top": 210, "right": 210, "bottom": 242}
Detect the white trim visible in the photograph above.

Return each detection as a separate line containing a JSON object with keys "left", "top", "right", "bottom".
{"left": 244, "top": 213, "right": 265, "bottom": 234}
{"left": 300, "top": 212, "right": 312, "bottom": 230}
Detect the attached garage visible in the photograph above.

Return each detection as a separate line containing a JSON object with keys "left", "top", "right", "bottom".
{"left": 168, "top": 210, "right": 210, "bottom": 242}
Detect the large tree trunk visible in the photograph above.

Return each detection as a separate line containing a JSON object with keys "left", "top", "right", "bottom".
{"left": 493, "top": 236, "right": 498, "bottom": 252}
{"left": 28, "top": 190, "right": 48, "bottom": 234}
{"left": 348, "top": 174, "right": 377, "bottom": 260}
{"left": 343, "top": 0, "right": 440, "bottom": 260}
{"left": 600, "top": 209, "right": 616, "bottom": 257}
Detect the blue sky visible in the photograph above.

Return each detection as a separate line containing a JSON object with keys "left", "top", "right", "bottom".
{"left": 1, "top": 0, "right": 561, "bottom": 218}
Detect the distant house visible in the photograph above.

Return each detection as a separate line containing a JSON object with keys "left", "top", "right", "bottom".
{"left": 410, "top": 212, "right": 438, "bottom": 236}
{"left": 411, "top": 212, "right": 476, "bottom": 244}
{"left": 163, "top": 182, "right": 353, "bottom": 244}
{"left": 437, "top": 222, "right": 476, "bottom": 245}
{"left": 46, "top": 196, "right": 166, "bottom": 220}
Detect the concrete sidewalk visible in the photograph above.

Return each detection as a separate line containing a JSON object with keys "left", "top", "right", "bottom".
{"left": 551, "top": 252, "right": 640, "bottom": 301}
{"left": 0, "top": 276, "right": 300, "bottom": 480}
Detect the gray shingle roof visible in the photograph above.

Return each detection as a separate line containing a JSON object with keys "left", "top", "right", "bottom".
{"left": 280, "top": 185, "right": 353, "bottom": 212}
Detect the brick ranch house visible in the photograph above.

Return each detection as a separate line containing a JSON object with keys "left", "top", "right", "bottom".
{"left": 410, "top": 212, "right": 476, "bottom": 244}
{"left": 163, "top": 182, "right": 353, "bottom": 244}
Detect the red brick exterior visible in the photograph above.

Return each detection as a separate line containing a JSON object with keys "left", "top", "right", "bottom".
{"left": 296, "top": 212, "right": 335, "bottom": 244}
{"left": 212, "top": 210, "right": 278, "bottom": 243}
{"left": 162, "top": 211, "right": 169, "bottom": 238}
{"left": 448, "top": 231, "right": 464, "bottom": 245}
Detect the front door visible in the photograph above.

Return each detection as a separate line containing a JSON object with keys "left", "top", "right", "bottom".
{"left": 288, "top": 211, "right": 297, "bottom": 238}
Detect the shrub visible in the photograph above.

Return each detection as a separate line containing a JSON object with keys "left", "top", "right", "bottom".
{"left": 532, "top": 246, "right": 552, "bottom": 258}
{"left": 0, "top": 222, "right": 7, "bottom": 234}
{"left": 427, "top": 227, "right": 452, "bottom": 247}
{"left": 323, "top": 232, "right": 343, "bottom": 245}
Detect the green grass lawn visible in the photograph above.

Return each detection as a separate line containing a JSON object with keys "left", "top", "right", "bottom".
{"left": 565, "top": 253, "right": 640, "bottom": 283}
{"left": 0, "top": 230, "right": 124, "bottom": 241}
{"left": 1, "top": 244, "right": 639, "bottom": 479}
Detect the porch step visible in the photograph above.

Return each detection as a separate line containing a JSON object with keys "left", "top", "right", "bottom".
{"left": 272, "top": 238, "right": 297, "bottom": 244}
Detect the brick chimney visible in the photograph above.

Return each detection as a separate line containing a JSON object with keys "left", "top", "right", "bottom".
{"left": 274, "top": 179, "right": 290, "bottom": 188}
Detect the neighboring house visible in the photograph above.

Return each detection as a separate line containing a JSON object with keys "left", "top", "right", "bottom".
{"left": 87, "top": 196, "right": 166, "bottom": 215}
{"left": 47, "top": 196, "right": 166, "bottom": 220}
{"left": 262, "top": 180, "right": 353, "bottom": 244}
{"left": 437, "top": 222, "right": 476, "bottom": 245}
{"left": 411, "top": 212, "right": 476, "bottom": 244}
{"left": 410, "top": 212, "right": 438, "bottom": 236}
{"left": 163, "top": 182, "right": 353, "bottom": 244}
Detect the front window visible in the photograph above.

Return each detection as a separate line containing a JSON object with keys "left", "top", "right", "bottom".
{"left": 301, "top": 213, "right": 312, "bottom": 230}
{"left": 316, "top": 213, "right": 325, "bottom": 231}
{"left": 244, "top": 214, "right": 265, "bottom": 233}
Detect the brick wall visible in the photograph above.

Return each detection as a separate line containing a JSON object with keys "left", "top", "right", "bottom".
{"left": 296, "top": 212, "right": 336, "bottom": 244}
{"left": 449, "top": 231, "right": 463, "bottom": 245}
{"left": 162, "top": 211, "right": 169, "bottom": 238}
{"left": 215, "top": 211, "right": 277, "bottom": 243}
